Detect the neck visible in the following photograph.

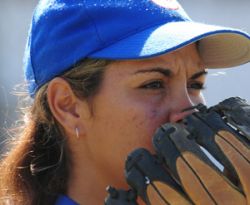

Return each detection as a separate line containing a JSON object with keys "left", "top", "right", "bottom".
{"left": 67, "top": 164, "right": 107, "bottom": 204}
{"left": 65, "top": 133, "right": 131, "bottom": 205}
{"left": 66, "top": 148, "right": 129, "bottom": 204}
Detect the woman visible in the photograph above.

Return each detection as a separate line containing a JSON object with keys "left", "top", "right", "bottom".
{"left": 0, "top": 0, "right": 250, "bottom": 204}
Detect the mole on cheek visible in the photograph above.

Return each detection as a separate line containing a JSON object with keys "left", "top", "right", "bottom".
{"left": 131, "top": 115, "right": 137, "bottom": 122}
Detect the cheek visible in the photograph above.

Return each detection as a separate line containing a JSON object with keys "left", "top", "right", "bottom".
{"left": 145, "top": 109, "right": 168, "bottom": 129}
{"left": 129, "top": 108, "right": 169, "bottom": 146}
{"left": 103, "top": 106, "right": 168, "bottom": 155}
{"left": 89, "top": 91, "right": 170, "bottom": 149}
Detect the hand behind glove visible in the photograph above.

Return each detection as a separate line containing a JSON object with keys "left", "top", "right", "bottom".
{"left": 125, "top": 97, "right": 250, "bottom": 205}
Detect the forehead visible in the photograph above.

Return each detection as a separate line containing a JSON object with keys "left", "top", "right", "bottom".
{"left": 108, "top": 43, "right": 204, "bottom": 76}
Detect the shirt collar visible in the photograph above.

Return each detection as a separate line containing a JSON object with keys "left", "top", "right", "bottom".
{"left": 55, "top": 195, "right": 79, "bottom": 205}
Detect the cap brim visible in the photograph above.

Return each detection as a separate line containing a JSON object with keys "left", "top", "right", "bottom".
{"left": 89, "top": 21, "right": 250, "bottom": 68}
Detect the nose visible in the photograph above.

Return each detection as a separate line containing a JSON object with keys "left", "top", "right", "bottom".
{"left": 168, "top": 92, "right": 195, "bottom": 123}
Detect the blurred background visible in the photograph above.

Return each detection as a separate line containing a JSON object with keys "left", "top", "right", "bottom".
{"left": 0, "top": 0, "right": 250, "bottom": 153}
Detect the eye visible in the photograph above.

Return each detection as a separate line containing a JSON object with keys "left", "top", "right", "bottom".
{"left": 187, "top": 82, "right": 205, "bottom": 90}
{"left": 140, "top": 80, "right": 164, "bottom": 89}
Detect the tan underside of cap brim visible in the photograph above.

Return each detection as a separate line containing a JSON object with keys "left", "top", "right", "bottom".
{"left": 199, "top": 33, "right": 250, "bottom": 68}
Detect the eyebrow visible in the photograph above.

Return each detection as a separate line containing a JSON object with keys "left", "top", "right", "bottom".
{"left": 190, "top": 70, "right": 207, "bottom": 79}
{"left": 134, "top": 67, "right": 207, "bottom": 79}
{"left": 134, "top": 67, "right": 172, "bottom": 76}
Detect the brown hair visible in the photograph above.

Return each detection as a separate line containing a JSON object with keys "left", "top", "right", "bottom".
{"left": 0, "top": 59, "right": 113, "bottom": 205}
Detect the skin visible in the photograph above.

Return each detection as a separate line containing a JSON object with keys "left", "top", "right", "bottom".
{"left": 47, "top": 43, "right": 207, "bottom": 204}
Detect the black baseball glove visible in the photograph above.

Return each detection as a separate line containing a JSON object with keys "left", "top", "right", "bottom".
{"left": 105, "top": 97, "right": 250, "bottom": 205}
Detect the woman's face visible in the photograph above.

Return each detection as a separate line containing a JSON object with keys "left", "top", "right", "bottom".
{"left": 80, "top": 43, "right": 206, "bottom": 186}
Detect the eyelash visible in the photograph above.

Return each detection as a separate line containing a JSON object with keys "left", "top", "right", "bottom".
{"left": 187, "top": 82, "right": 205, "bottom": 90}
{"left": 140, "top": 80, "right": 164, "bottom": 89}
{"left": 140, "top": 81, "right": 205, "bottom": 90}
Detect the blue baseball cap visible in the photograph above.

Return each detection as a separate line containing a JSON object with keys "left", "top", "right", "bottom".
{"left": 24, "top": 0, "right": 250, "bottom": 97}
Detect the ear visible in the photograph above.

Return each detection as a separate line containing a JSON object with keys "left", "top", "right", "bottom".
{"left": 47, "top": 77, "right": 88, "bottom": 138}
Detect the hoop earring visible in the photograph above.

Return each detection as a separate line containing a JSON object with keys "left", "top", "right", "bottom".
{"left": 75, "top": 127, "right": 80, "bottom": 139}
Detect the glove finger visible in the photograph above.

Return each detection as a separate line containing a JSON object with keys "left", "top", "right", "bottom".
{"left": 216, "top": 130, "right": 250, "bottom": 164}
{"left": 216, "top": 130, "right": 250, "bottom": 201}
{"left": 125, "top": 148, "right": 192, "bottom": 205}
{"left": 153, "top": 123, "right": 220, "bottom": 183}
{"left": 153, "top": 123, "right": 246, "bottom": 205}
{"left": 211, "top": 97, "right": 250, "bottom": 143}
{"left": 184, "top": 111, "right": 239, "bottom": 180}
{"left": 178, "top": 151, "right": 246, "bottom": 205}
{"left": 146, "top": 181, "right": 192, "bottom": 205}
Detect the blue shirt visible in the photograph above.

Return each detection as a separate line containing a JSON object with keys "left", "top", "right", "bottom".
{"left": 55, "top": 195, "right": 79, "bottom": 205}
